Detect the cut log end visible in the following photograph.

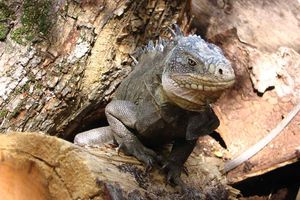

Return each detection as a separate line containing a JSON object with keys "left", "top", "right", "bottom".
{"left": 0, "top": 158, "right": 50, "bottom": 200}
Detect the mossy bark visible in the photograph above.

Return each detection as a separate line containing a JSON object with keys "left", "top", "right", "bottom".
{"left": 0, "top": 0, "right": 189, "bottom": 139}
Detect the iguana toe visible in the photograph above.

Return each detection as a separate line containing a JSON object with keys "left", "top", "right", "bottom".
{"left": 162, "top": 160, "right": 184, "bottom": 186}
{"left": 117, "top": 140, "right": 159, "bottom": 170}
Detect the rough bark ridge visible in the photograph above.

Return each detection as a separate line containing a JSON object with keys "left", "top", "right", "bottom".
{"left": 0, "top": 0, "right": 188, "bottom": 137}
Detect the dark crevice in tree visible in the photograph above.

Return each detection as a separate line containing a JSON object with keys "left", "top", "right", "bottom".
{"left": 210, "top": 131, "right": 227, "bottom": 149}
{"left": 233, "top": 161, "right": 300, "bottom": 199}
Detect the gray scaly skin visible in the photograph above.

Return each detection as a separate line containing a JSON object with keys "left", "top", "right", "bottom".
{"left": 74, "top": 26, "right": 235, "bottom": 190}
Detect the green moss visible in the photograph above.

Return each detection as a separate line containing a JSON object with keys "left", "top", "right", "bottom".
{"left": 10, "top": 0, "right": 52, "bottom": 45}
{"left": 35, "top": 82, "right": 43, "bottom": 90}
{"left": 11, "top": 27, "right": 33, "bottom": 45}
{"left": 15, "top": 87, "right": 22, "bottom": 95}
{"left": 22, "top": 0, "right": 52, "bottom": 35}
{"left": 11, "top": 108, "right": 20, "bottom": 118}
{"left": 0, "top": 1, "right": 13, "bottom": 40}
{"left": 14, "top": 82, "right": 31, "bottom": 95}
{"left": 0, "top": 23, "right": 9, "bottom": 40}
{"left": 0, "top": 2, "right": 12, "bottom": 20}
{"left": 0, "top": 109, "right": 8, "bottom": 118}
{"left": 23, "top": 82, "right": 30, "bottom": 92}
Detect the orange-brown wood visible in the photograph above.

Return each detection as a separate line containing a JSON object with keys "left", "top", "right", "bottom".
{"left": 0, "top": 158, "right": 50, "bottom": 200}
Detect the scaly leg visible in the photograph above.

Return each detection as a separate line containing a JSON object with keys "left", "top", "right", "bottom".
{"left": 105, "top": 100, "right": 159, "bottom": 169}
{"left": 74, "top": 126, "right": 114, "bottom": 147}
{"left": 163, "top": 139, "right": 197, "bottom": 188}
{"left": 163, "top": 139, "right": 204, "bottom": 199}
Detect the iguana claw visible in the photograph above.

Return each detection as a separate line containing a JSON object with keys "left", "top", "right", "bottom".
{"left": 162, "top": 160, "right": 185, "bottom": 188}
{"left": 118, "top": 140, "right": 158, "bottom": 170}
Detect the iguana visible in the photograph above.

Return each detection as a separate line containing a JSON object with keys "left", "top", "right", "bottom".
{"left": 74, "top": 26, "right": 235, "bottom": 190}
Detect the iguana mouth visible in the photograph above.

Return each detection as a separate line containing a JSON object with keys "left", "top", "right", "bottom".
{"left": 171, "top": 74, "right": 235, "bottom": 92}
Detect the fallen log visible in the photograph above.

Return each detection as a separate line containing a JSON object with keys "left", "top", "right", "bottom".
{"left": 0, "top": 132, "right": 238, "bottom": 200}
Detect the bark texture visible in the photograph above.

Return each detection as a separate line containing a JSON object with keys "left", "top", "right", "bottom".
{"left": 0, "top": 0, "right": 189, "bottom": 138}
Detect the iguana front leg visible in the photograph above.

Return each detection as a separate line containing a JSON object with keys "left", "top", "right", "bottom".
{"left": 105, "top": 100, "right": 158, "bottom": 168}
{"left": 163, "top": 139, "right": 197, "bottom": 189}
{"left": 164, "top": 109, "right": 220, "bottom": 190}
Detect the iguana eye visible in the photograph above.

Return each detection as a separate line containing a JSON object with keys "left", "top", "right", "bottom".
{"left": 188, "top": 58, "right": 197, "bottom": 66}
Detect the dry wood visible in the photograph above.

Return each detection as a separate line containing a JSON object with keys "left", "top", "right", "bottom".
{"left": 0, "top": 132, "right": 236, "bottom": 200}
{"left": 191, "top": 0, "right": 300, "bottom": 183}
{"left": 224, "top": 102, "right": 300, "bottom": 173}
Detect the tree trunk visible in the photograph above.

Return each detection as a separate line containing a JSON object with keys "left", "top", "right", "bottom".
{"left": 0, "top": 0, "right": 190, "bottom": 138}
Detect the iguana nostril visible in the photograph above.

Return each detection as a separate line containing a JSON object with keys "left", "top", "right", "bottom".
{"left": 218, "top": 68, "right": 223, "bottom": 75}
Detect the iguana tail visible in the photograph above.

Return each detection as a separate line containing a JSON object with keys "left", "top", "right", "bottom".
{"left": 74, "top": 126, "right": 114, "bottom": 147}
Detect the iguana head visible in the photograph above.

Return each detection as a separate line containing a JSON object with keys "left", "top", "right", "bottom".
{"left": 162, "top": 33, "right": 235, "bottom": 111}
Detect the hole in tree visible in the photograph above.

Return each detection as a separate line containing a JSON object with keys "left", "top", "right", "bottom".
{"left": 233, "top": 161, "right": 300, "bottom": 199}
{"left": 253, "top": 86, "right": 275, "bottom": 97}
{"left": 210, "top": 131, "right": 227, "bottom": 149}
{"left": 219, "top": 68, "right": 223, "bottom": 75}
{"left": 80, "top": 117, "right": 109, "bottom": 132}
{"left": 64, "top": 106, "right": 109, "bottom": 142}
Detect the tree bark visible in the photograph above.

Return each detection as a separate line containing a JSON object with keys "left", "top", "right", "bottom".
{"left": 0, "top": 0, "right": 190, "bottom": 138}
